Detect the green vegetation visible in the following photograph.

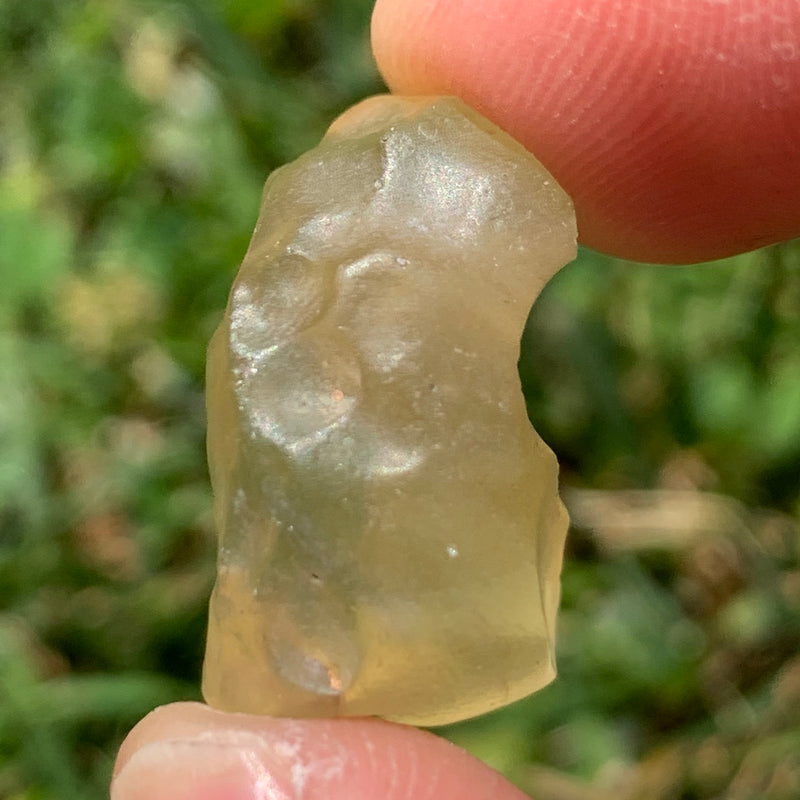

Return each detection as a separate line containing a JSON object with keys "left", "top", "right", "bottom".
{"left": 1, "top": 1, "right": 798, "bottom": 797}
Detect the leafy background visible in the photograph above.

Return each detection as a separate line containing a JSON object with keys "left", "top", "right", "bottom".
{"left": 1, "top": 1, "right": 798, "bottom": 798}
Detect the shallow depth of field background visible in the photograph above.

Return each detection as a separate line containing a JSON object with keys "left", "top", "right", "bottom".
{"left": 1, "top": 1, "right": 799, "bottom": 798}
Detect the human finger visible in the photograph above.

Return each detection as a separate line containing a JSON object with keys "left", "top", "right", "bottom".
{"left": 372, "top": 0, "right": 800, "bottom": 263}
{"left": 111, "top": 702, "right": 530, "bottom": 800}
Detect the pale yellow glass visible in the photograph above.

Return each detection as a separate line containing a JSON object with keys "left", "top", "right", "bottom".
{"left": 203, "top": 96, "right": 576, "bottom": 726}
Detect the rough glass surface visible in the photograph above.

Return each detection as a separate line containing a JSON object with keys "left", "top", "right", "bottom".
{"left": 203, "top": 95, "right": 577, "bottom": 726}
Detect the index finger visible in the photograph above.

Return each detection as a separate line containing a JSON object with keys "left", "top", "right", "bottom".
{"left": 372, "top": 0, "right": 800, "bottom": 263}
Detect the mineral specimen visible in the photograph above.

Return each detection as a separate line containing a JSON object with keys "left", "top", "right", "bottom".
{"left": 202, "top": 95, "right": 577, "bottom": 726}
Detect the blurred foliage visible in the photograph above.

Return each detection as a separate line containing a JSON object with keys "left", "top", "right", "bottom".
{"left": 0, "top": 1, "right": 798, "bottom": 798}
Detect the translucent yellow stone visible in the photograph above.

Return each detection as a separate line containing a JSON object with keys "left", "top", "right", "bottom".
{"left": 202, "top": 96, "right": 576, "bottom": 726}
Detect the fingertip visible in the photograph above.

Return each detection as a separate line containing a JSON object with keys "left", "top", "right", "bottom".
{"left": 372, "top": 0, "right": 800, "bottom": 262}
{"left": 112, "top": 703, "right": 530, "bottom": 800}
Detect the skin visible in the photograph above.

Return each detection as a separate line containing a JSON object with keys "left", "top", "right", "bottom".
{"left": 372, "top": 0, "right": 800, "bottom": 263}
{"left": 112, "top": 1, "right": 800, "bottom": 798}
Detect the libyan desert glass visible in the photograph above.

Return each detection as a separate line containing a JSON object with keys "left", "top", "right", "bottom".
{"left": 202, "top": 95, "right": 577, "bottom": 726}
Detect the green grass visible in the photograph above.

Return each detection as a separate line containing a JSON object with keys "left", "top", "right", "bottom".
{"left": 1, "top": 1, "right": 798, "bottom": 797}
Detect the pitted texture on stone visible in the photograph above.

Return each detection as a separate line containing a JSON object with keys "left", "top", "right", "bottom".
{"left": 202, "top": 95, "right": 577, "bottom": 726}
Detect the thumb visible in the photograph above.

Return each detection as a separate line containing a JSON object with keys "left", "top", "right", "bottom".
{"left": 111, "top": 702, "right": 530, "bottom": 800}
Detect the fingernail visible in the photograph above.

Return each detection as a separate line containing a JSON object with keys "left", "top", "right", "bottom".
{"left": 111, "top": 731, "right": 295, "bottom": 800}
